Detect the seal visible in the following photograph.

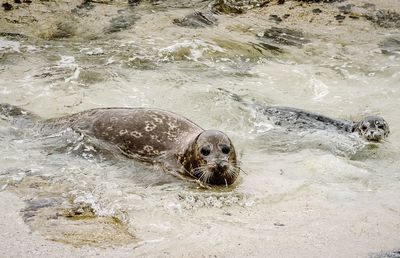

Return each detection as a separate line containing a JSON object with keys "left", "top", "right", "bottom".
{"left": 0, "top": 104, "right": 240, "bottom": 186}
{"left": 353, "top": 115, "right": 390, "bottom": 142}
{"left": 219, "top": 88, "right": 390, "bottom": 142}
{"left": 259, "top": 106, "right": 390, "bottom": 142}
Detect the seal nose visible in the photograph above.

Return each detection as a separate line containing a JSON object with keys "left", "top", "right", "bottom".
{"left": 366, "top": 131, "right": 383, "bottom": 141}
{"left": 215, "top": 160, "right": 228, "bottom": 173}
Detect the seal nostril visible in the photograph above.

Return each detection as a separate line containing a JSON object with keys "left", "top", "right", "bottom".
{"left": 216, "top": 162, "right": 228, "bottom": 172}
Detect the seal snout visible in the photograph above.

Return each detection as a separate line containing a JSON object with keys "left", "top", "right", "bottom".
{"left": 210, "top": 160, "right": 229, "bottom": 175}
{"left": 364, "top": 131, "right": 384, "bottom": 142}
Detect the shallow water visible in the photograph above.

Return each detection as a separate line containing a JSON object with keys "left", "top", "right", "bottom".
{"left": 1, "top": 1, "right": 400, "bottom": 257}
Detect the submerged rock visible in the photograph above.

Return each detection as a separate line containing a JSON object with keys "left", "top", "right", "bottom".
{"left": 379, "top": 37, "right": 400, "bottom": 55}
{"left": 253, "top": 42, "right": 284, "bottom": 54}
{"left": 105, "top": 14, "right": 138, "bottom": 33}
{"left": 72, "top": 0, "right": 95, "bottom": 13}
{"left": 21, "top": 197, "right": 64, "bottom": 221}
{"left": 40, "top": 20, "right": 77, "bottom": 39}
{"left": 369, "top": 249, "right": 400, "bottom": 258}
{"left": 259, "top": 27, "right": 310, "bottom": 47}
{"left": 173, "top": 10, "right": 218, "bottom": 28}
{"left": 0, "top": 32, "right": 28, "bottom": 40}
{"left": 148, "top": 0, "right": 210, "bottom": 9}
{"left": 18, "top": 191, "right": 136, "bottom": 247}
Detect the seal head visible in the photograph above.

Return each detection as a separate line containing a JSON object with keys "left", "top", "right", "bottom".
{"left": 180, "top": 130, "right": 239, "bottom": 186}
{"left": 354, "top": 116, "right": 390, "bottom": 141}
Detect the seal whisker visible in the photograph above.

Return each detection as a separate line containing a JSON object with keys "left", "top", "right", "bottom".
{"left": 227, "top": 168, "right": 239, "bottom": 179}
{"left": 198, "top": 169, "right": 209, "bottom": 183}
{"left": 203, "top": 168, "right": 214, "bottom": 184}
{"left": 192, "top": 165, "right": 210, "bottom": 184}
{"left": 228, "top": 162, "right": 246, "bottom": 175}
{"left": 227, "top": 164, "right": 241, "bottom": 176}
{"left": 205, "top": 169, "right": 214, "bottom": 184}
{"left": 194, "top": 179, "right": 212, "bottom": 189}
{"left": 197, "top": 165, "right": 214, "bottom": 184}
{"left": 235, "top": 166, "right": 247, "bottom": 175}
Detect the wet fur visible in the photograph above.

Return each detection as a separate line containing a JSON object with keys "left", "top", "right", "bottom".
{"left": 218, "top": 88, "right": 390, "bottom": 142}
{"left": 1, "top": 104, "right": 240, "bottom": 186}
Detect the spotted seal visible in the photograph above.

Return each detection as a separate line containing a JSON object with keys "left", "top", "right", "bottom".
{"left": 0, "top": 104, "right": 240, "bottom": 186}
{"left": 220, "top": 89, "right": 390, "bottom": 142}
{"left": 260, "top": 106, "right": 390, "bottom": 142}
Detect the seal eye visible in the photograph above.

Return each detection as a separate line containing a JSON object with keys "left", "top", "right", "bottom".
{"left": 200, "top": 147, "right": 211, "bottom": 156}
{"left": 221, "top": 145, "right": 230, "bottom": 154}
{"left": 361, "top": 124, "right": 368, "bottom": 131}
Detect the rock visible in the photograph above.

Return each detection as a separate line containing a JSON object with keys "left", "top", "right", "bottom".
{"left": 52, "top": 21, "right": 77, "bottom": 38}
{"left": 361, "top": 3, "right": 375, "bottom": 10}
{"left": 335, "top": 14, "right": 346, "bottom": 22}
{"left": 269, "top": 14, "right": 282, "bottom": 23}
{"left": 212, "top": 0, "right": 269, "bottom": 14}
{"left": 348, "top": 12, "right": 360, "bottom": 19}
{"left": 128, "top": 0, "right": 140, "bottom": 6}
{"left": 365, "top": 9, "right": 400, "bottom": 29}
{"left": 2, "top": 2, "right": 13, "bottom": 11}
{"left": 71, "top": 0, "right": 95, "bottom": 15}
{"left": 312, "top": 8, "right": 322, "bottom": 14}
{"left": 173, "top": 10, "right": 217, "bottom": 28}
{"left": 379, "top": 37, "right": 400, "bottom": 55}
{"left": 295, "top": 0, "right": 345, "bottom": 2}
{"left": 259, "top": 27, "right": 310, "bottom": 47}
{"left": 0, "top": 32, "right": 28, "bottom": 39}
{"left": 39, "top": 19, "right": 77, "bottom": 39}
{"left": 105, "top": 14, "right": 138, "bottom": 33}
{"left": 338, "top": 4, "right": 352, "bottom": 14}
{"left": 90, "top": 0, "right": 113, "bottom": 3}
{"left": 21, "top": 197, "right": 64, "bottom": 221}
{"left": 77, "top": 0, "right": 94, "bottom": 10}
{"left": 369, "top": 249, "right": 400, "bottom": 258}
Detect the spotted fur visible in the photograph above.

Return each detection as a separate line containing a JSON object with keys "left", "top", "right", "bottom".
{"left": 50, "top": 107, "right": 240, "bottom": 186}
{"left": 353, "top": 116, "right": 390, "bottom": 142}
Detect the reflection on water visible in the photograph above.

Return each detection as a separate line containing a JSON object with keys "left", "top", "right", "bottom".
{"left": 1, "top": 0, "right": 400, "bottom": 256}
